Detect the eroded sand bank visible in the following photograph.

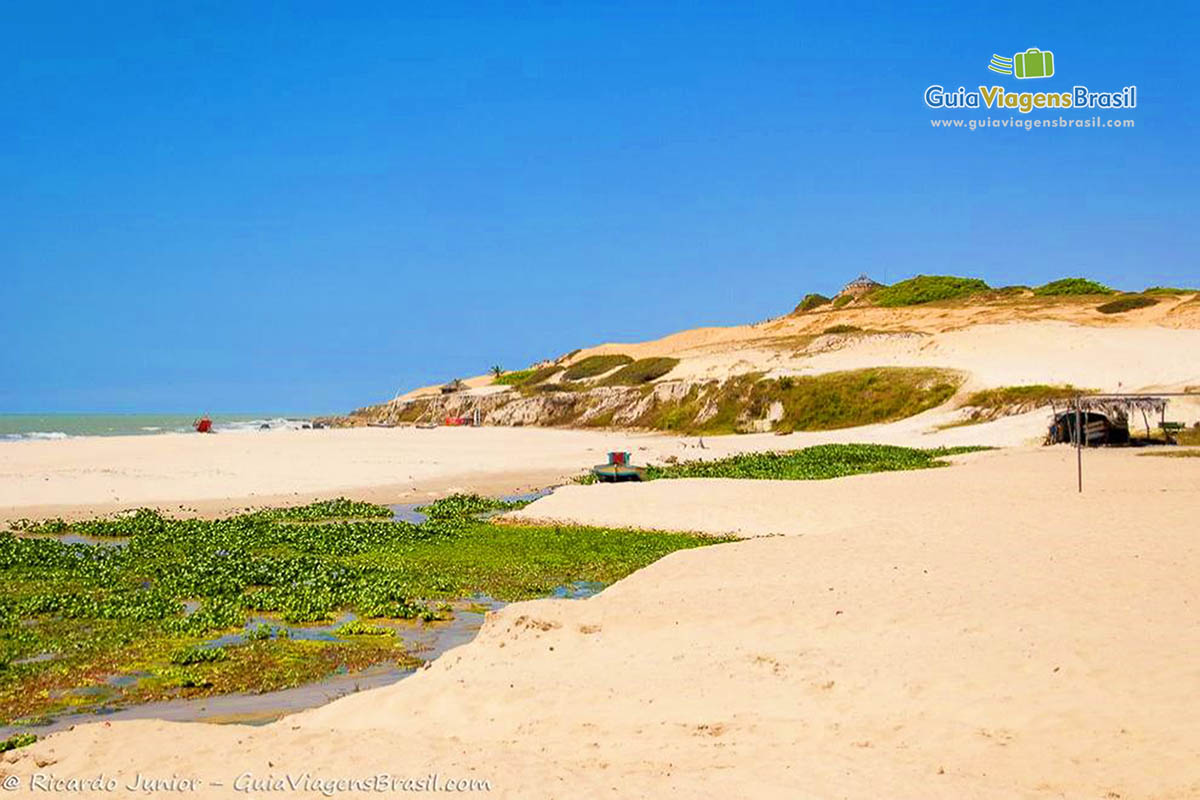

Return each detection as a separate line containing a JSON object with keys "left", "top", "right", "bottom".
{"left": 6, "top": 447, "right": 1198, "bottom": 799}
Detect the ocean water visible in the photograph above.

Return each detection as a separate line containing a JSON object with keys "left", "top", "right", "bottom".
{"left": 0, "top": 414, "right": 315, "bottom": 441}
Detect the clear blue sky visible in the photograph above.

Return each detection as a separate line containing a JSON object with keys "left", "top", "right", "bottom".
{"left": 3, "top": 1, "right": 1196, "bottom": 413}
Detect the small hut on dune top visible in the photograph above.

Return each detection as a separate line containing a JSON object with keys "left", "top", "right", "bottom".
{"left": 837, "top": 274, "right": 883, "bottom": 299}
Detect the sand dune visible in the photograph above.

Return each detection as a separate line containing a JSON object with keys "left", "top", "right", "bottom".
{"left": 6, "top": 447, "right": 1198, "bottom": 799}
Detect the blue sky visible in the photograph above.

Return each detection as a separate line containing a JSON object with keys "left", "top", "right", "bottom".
{"left": 3, "top": 1, "right": 1196, "bottom": 413}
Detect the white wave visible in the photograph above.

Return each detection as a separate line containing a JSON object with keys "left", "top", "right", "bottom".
{"left": 2, "top": 431, "right": 69, "bottom": 441}
{"left": 212, "top": 417, "right": 311, "bottom": 434}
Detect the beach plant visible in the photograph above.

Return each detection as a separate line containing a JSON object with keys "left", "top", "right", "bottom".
{"left": 871, "top": 275, "right": 991, "bottom": 307}
{"left": 490, "top": 365, "right": 503, "bottom": 378}
{"left": 644, "top": 443, "right": 989, "bottom": 481}
{"left": 1033, "top": 278, "right": 1115, "bottom": 296}
{"left": 562, "top": 354, "right": 634, "bottom": 380}
{"left": 1096, "top": 295, "right": 1158, "bottom": 314}
{"left": 822, "top": 324, "right": 862, "bottom": 334}
{"left": 832, "top": 294, "right": 853, "bottom": 308}
{"left": 170, "top": 646, "right": 229, "bottom": 666}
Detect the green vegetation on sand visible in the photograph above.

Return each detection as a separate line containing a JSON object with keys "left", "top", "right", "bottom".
{"left": 601, "top": 357, "right": 680, "bottom": 386}
{"left": 562, "top": 354, "right": 634, "bottom": 380}
{"left": 794, "top": 293, "right": 831, "bottom": 313}
{"left": 1033, "top": 278, "right": 1114, "bottom": 296}
{"left": 961, "top": 384, "right": 1089, "bottom": 419}
{"left": 1096, "top": 295, "right": 1158, "bottom": 314}
{"left": 644, "top": 443, "right": 990, "bottom": 481}
{"left": 871, "top": 275, "right": 991, "bottom": 307}
{"left": 0, "top": 496, "right": 728, "bottom": 726}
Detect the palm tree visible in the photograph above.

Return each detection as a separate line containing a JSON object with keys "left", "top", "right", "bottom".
{"left": 490, "top": 365, "right": 503, "bottom": 378}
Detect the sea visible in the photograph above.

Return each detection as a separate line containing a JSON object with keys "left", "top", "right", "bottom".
{"left": 0, "top": 414, "right": 316, "bottom": 441}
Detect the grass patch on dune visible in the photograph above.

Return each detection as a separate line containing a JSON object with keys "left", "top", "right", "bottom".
{"left": 1033, "top": 278, "right": 1115, "bottom": 296}
{"left": 763, "top": 368, "right": 961, "bottom": 433}
{"left": 645, "top": 443, "right": 990, "bottom": 481}
{"left": 493, "top": 369, "right": 536, "bottom": 385}
{"left": 1096, "top": 295, "right": 1159, "bottom": 314}
{"left": 562, "top": 354, "right": 634, "bottom": 381}
{"left": 1140, "top": 449, "right": 1200, "bottom": 458}
{"left": 871, "top": 275, "right": 991, "bottom": 307}
{"left": 0, "top": 496, "right": 727, "bottom": 726}
{"left": 1144, "top": 286, "right": 1200, "bottom": 295}
{"left": 600, "top": 357, "right": 681, "bottom": 386}
{"left": 959, "top": 384, "right": 1089, "bottom": 421}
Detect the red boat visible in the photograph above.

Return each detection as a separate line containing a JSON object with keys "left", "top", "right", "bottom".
{"left": 194, "top": 416, "right": 213, "bottom": 433}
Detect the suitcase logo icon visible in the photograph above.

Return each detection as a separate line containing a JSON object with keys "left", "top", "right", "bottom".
{"left": 988, "top": 48, "right": 1055, "bottom": 79}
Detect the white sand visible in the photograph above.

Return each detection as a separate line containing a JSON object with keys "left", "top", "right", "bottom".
{"left": 6, "top": 447, "right": 1199, "bottom": 799}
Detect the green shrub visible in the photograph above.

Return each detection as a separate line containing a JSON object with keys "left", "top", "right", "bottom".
{"left": 822, "top": 324, "right": 861, "bottom": 334}
{"left": 871, "top": 275, "right": 991, "bottom": 307}
{"left": 600, "top": 357, "right": 680, "bottom": 386}
{"left": 1096, "top": 295, "right": 1158, "bottom": 314}
{"left": 831, "top": 294, "right": 853, "bottom": 308}
{"left": 794, "top": 293, "right": 831, "bottom": 313}
{"left": 562, "top": 354, "right": 634, "bottom": 380}
{"left": 1033, "top": 278, "right": 1115, "bottom": 296}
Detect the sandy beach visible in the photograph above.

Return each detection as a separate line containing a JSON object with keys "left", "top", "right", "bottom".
{"left": 0, "top": 408, "right": 1056, "bottom": 523}
{"left": 5, "top": 445, "right": 1198, "bottom": 798}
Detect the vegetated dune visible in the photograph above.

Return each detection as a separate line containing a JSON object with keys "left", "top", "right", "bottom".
{"left": 8, "top": 447, "right": 1199, "bottom": 799}
{"left": 361, "top": 290, "right": 1200, "bottom": 435}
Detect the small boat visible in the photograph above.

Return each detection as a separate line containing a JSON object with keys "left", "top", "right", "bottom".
{"left": 590, "top": 463, "right": 646, "bottom": 482}
{"left": 193, "top": 416, "right": 213, "bottom": 433}
{"left": 591, "top": 451, "right": 645, "bottom": 482}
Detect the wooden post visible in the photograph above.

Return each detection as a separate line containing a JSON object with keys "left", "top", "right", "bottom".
{"left": 1075, "top": 396, "right": 1083, "bottom": 493}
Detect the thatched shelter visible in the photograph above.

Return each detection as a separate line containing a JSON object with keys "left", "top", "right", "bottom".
{"left": 1048, "top": 395, "right": 1171, "bottom": 445}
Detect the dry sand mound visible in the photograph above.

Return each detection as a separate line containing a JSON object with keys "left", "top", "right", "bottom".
{"left": 7, "top": 447, "right": 1199, "bottom": 799}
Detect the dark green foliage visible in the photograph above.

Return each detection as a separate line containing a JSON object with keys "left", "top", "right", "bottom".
{"left": 419, "top": 493, "right": 529, "bottom": 519}
{"left": 794, "top": 293, "right": 831, "bottom": 313}
{"left": 1033, "top": 278, "right": 1115, "bottom": 296}
{"left": 264, "top": 498, "right": 394, "bottom": 521}
{"left": 831, "top": 294, "right": 853, "bottom": 308}
{"left": 562, "top": 354, "right": 634, "bottom": 380}
{"left": 1096, "top": 295, "right": 1159, "bottom": 314}
{"left": 644, "top": 444, "right": 990, "bottom": 481}
{"left": 871, "top": 275, "right": 991, "bottom": 307}
{"left": 600, "top": 357, "right": 681, "bottom": 385}
{"left": 0, "top": 733, "right": 36, "bottom": 752}
{"left": 170, "top": 646, "right": 228, "bottom": 665}
{"left": 822, "top": 324, "right": 862, "bottom": 334}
